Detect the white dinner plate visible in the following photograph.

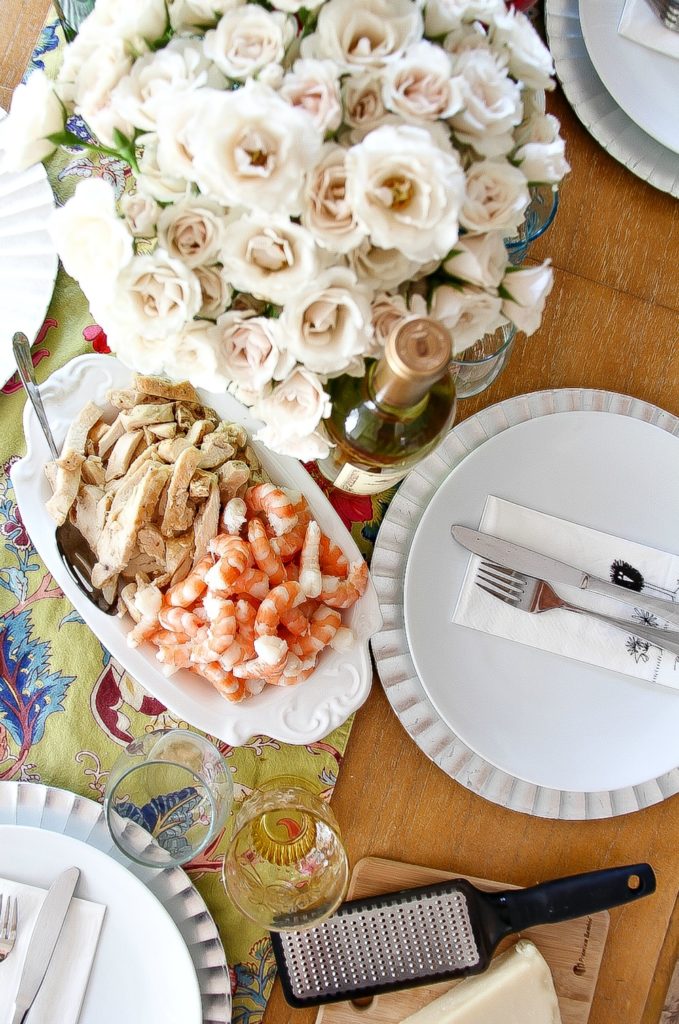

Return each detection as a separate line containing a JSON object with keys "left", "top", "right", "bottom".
{"left": 12, "top": 353, "right": 382, "bottom": 746}
{"left": 0, "top": 825, "right": 202, "bottom": 1024}
{"left": 0, "top": 108, "right": 58, "bottom": 387}
{"left": 579, "top": 0, "right": 679, "bottom": 154}
{"left": 370, "top": 388, "right": 679, "bottom": 820}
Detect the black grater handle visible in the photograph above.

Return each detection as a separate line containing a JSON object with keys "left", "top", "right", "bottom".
{"left": 483, "top": 863, "right": 656, "bottom": 943}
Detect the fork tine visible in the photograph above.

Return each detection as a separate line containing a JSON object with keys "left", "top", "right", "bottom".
{"left": 475, "top": 580, "right": 521, "bottom": 605}
{"left": 1, "top": 894, "right": 8, "bottom": 939}
{"left": 480, "top": 560, "right": 527, "bottom": 583}
{"left": 9, "top": 896, "right": 17, "bottom": 942}
{"left": 477, "top": 568, "right": 523, "bottom": 596}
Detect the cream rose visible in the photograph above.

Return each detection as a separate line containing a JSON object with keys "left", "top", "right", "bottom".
{"left": 195, "top": 265, "right": 233, "bottom": 319}
{"left": 279, "top": 59, "right": 342, "bottom": 135}
{"left": 345, "top": 124, "right": 466, "bottom": 261}
{"left": 83, "top": 0, "right": 168, "bottom": 48}
{"left": 254, "top": 368, "right": 332, "bottom": 461}
{"left": 136, "top": 132, "right": 193, "bottom": 203}
{"left": 460, "top": 159, "right": 531, "bottom": 235}
{"left": 215, "top": 309, "right": 293, "bottom": 394}
{"left": 490, "top": 8, "right": 555, "bottom": 91}
{"left": 220, "top": 214, "right": 320, "bottom": 303}
{"left": 113, "top": 250, "right": 202, "bottom": 339}
{"left": 165, "top": 320, "right": 230, "bottom": 391}
{"left": 154, "top": 91, "right": 209, "bottom": 184}
{"left": 168, "top": 0, "right": 243, "bottom": 31}
{"left": 424, "top": 0, "right": 504, "bottom": 36}
{"left": 381, "top": 42, "right": 462, "bottom": 123}
{"left": 49, "top": 178, "right": 133, "bottom": 299}
{"left": 188, "top": 80, "right": 322, "bottom": 214}
{"left": 513, "top": 113, "right": 570, "bottom": 185}
{"left": 279, "top": 267, "right": 373, "bottom": 375}
{"left": 56, "top": 23, "right": 108, "bottom": 107}
{"left": 72, "top": 38, "right": 134, "bottom": 147}
{"left": 157, "top": 197, "right": 227, "bottom": 268}
{"left": 348, "top": 239, "right": 425, "bottom": 292}
{"left": 370, "top": 292, "right": 409, "bottom": 351}
{"left": 269, "top": 0, "right": 324, "bottom": 10}
{"left": 430, "top": 285, "right": 506, "bottom": 354}
{"left": 301, "top": 0, "right": 422, "bottom": 71}
{"left": 341, "top": 72, "right": 387, "bottom": 130}
{"left": 449, "top": 49, "right": 523, "bottom": 158}
{"left": 443, "top": 232, "right": 508, "bottom": 288}
{"left": 0, "top": 71, "right": 65, "bottom": 173}
{"left": 301, "top": 145, "right": 367, "bottom": 255}
{"left": 105, "top": 328, "right": 167, "bottom": 375}
{"left": 442, "top": 22, "right": 492, "bottom": 58}
{"left": 501, "top": 260, "right": 553, "bottom": 336}
{"left": 120, "top": 190, "right": 161, "bottom": 237}
{"left": 204, "top": 5, "right": 295, "bottom": 79}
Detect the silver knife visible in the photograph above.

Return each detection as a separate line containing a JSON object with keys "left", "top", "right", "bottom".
{"left": 10, "top": 866, "right": 80, "bottom": 1024}
{"left": 451, "top": 525, "right": 679, "bottom": 627}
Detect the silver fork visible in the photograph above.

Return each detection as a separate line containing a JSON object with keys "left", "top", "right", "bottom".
{"left": 0, "top": 893, "right": 18, "bottom": 962}
{"left": 476, "top": 561, "right": 679, "bottom": 657}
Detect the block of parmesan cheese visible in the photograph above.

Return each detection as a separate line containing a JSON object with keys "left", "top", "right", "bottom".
{"left": 399, "top": 940, "right": 562, "bottom": 1024}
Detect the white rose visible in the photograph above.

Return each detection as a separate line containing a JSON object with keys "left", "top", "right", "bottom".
{"left": 0, "top": 71, "right": 65, "bottom": 173}
{"left": 83, "top": 0, "right": 168, "bottom": 48}
{"left": 154, "top": 92, "right": 209, "bottom": 184}
{"left": 120, "top": 190, "right": 161, "bottom": 237}
{"left": 501, "top": 260, "right": 553, "bottom": 336}
{"left": 105, "top": 328, "right": 167, "bottom": 375}
{"left": 301, "top": 144, "right": 368, "bottom": 254}
{"left": 136, "top": 132, "right": 193, "bottom": 203}
{"left": 345, "top": 124, "right": 466, "bottom": 261}
{"left": 204, "top": 5, "right": 295, "bottom": 79}
{"left": 73, "top": 38, "right": 134, "bottom": 147}
{"left": 165, "top": 320, "right": 230, "bottom": 391}
{"left": 341, "top": 72, "right": 386, "bottom": 130}
{"left": 348, "top": 239, "right": 425, "bottom": 291}
{"left": 113, "top": 250, "right": 202, "bottom": 339}
{"left": 109, "top": 39, "right": 223, "bottom": 135}
{"left": 381, "top": 41, "right": 461, "bottom": 123}
{"left": 188, "top": 80, "right": 322, "bottom": 214}
{"left": 49, "top": 178, "right": 133, "bottom": 298}
{"left": 215, "top": 309, "right": 293, "bottom": 393}
{"left": 220, "top": 214, "right": 320, "bottom": 303}
{"left": 430, "top": 285, "right": 506, "bottom": 354}
{"left": 460, "top": 159, "right": 531, "bottom": 235}
{"left": 157, "top": 197, "right": 227, "bottom": 269}
{"left": 270, "top": 0, "right": 324, "bottom": 11}
{"left": 56, "top": 23, "right": 108, "bottom": 107}
{"left": 449, "top": 49, "right": 523, "bottom": 158}
{"left": 424, "top": 0, "right": 504, "bottom": 36}
{"left": 513, "top": 113, "right": 570, "bottom": 185}
{"left": 301, "top": 0, "right": 422, "bottom": 71}
{"left": 168, "top": 0, "right": 244, "bottom": 32}
{"left": 370, "top": 291, "right": 409, "bottom": 351}
{"left": 195, "top": 265, "right": 233, "bottom": 318}
{"left": 279, "top": 267, "right": 373, "bottom": 375}
{"left": 490, "top": 8, "right": 555, "bottom": 91}
{"left": 279, "top": 59, "right": 342, "bottom": 135}
{"left": 254, "top": 368, "right": 332, "bottom": 461}
{"left": 443, "top": 232, "right": 508, "bottom": 288}
{"left": 443, "top": 22, "right": 492, "bottom": 57}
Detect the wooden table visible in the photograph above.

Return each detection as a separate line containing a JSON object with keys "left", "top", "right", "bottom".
{"left": 3, "top": 7, "right": 679, "bottom": 1023}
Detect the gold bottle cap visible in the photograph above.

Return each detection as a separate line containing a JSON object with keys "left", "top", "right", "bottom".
{"left": 385, "top": 317, "right": 452, "bottom": 383}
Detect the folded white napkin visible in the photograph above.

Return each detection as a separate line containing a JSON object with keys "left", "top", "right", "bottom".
{"left": 618, "top": 0, "right": 679, "bottom": 59}
{"left": 0, "top": 877, "right": 105, "bottom": 1024}
{"left": 454, "top": 497, "right": 679, "bottom": 690}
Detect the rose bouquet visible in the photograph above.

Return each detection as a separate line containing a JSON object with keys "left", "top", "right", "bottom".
{"left": 0, "top": 0, "right": 569, "bottom": 460}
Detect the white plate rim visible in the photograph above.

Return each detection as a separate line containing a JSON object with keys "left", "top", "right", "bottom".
{"left": 545, "top": 0, "right": 679, "bottom": 199}
{"left": 0, "top": 780, "right": 231, "bottom": 1024}
{"left": 370, "top": 387, "right": 679, "bottom": 821}
{"left": 11, "top": 353, "right": 383, "bottom": 746}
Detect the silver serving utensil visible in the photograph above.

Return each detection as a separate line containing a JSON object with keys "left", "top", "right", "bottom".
{"left": 12, "top": 332, "right": 117, "bottom": 615}
{"left": 0, "top": 893, "right": 18, "bottom": 962}
{"left": 9, "top": 867, "right": 80, "bottom": 1024}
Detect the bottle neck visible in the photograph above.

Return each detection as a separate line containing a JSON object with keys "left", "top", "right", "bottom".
{"left": 370, "top": 358, "right": 435, "bottom": 410}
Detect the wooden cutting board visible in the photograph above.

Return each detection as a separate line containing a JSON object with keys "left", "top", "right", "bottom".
{"left": 316, "top": 857, "right": 609, "bottom": 1024}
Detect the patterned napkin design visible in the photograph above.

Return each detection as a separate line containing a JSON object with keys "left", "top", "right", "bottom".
{"left": 618, "top": 0, "right": 679, "bottom": 58}
{"left": 0, "top": 876, "right": 105, "bottom": 1024}
{"left": 454, "top": 496, "right": 679, "bottom": 689}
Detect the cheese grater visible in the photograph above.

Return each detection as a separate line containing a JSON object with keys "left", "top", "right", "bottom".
{"left": 271, "top": 862, "right": 655, "bottom": 1008}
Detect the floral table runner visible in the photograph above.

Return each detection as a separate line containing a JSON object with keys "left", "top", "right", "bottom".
{"left": 0, "top": 16, "right": 397, "bottom": 1021}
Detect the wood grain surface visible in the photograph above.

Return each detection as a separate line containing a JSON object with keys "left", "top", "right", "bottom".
{"left": 2, "top": 8, "right": 679, "bottom": 1024}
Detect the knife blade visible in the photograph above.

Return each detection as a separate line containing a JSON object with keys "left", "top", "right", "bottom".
{"left": 451, "top": 525, "right": 679, "bottom": 627}
{"left": 10, "top": 866, "right": 80, "bottom": 1024}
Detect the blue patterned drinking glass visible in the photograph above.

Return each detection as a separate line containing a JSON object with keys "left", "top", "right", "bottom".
{"left": 505, "top": 184, "right": 560, "bottom": 266}
{"left": 450, "top": 322, "right": 516, "bottom": 399}
{"left": 104, "top": 729, "right": 233, "bottom": 867}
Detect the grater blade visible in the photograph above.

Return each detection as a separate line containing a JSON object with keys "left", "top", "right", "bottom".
{"left": 273, "top": 884, "right": 480, "bottom": 1006}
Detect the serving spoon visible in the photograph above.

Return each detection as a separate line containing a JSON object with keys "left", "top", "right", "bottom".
{"left": 13, "top": 331, "right": 117, "bottom": 614}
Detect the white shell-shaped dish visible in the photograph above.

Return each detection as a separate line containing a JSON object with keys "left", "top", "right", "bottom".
{"left": 545, "top": 0, "right": 679, "bottom": 198}
{"left": 0, "top": 108, "right": 58, "bottom": 384}
{"left": 12, "top": 354, "right": 382, "bottom": 745}
{"left": 0, "top": 781, "right": 231, "bottom": 1024}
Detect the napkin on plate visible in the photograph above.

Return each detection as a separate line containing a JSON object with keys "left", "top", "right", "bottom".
{"left": 618, "top": 0, "right": 679, "bottom": 59}
{"left": 454, "top": 496, "right": 679, "bottom": 689}
{"left": 0, "top": 877, "right": 105, "bottom": 1024}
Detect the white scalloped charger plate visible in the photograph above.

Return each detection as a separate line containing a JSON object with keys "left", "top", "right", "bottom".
{"left": 545, "top": 0, "right": 679, "bottom": 197}
{"left": 0, "top": 107, "right": 58, "bottom": 386}
{"left": 12, "top": 354, "right": 381, "bottom": 746}
{"left": 0, "top": 781, "right": 231, "bottom": 1024}
{"left": 371, "top": 389, "right": 679, "bottom": 820}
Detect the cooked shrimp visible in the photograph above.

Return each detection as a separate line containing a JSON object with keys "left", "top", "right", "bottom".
{"left": 268, "top": 653, "right": 315, "bottom": 687}
{"left": 233, "top": 635, "right": 288, "bottom": 678}
{"left": 221, "top": 497, "right": 247, "bottom": 535}
{"left": 319, "top": 535, "right": 349, "bottom": 578}
{"left": 255, "top": 581, "right": 305, "bottom": 636}
{"left": 127, "top": 617, "right": 160, "bottom": 647}
{"left": 288, "top": 605, "right": 342, "bottom": 659}
{"left": 150, "top": 628, "right": 193, "bottom": 646}
{"left": 319, "top": 560, "right": 369, "bottom": 609}
{"left": 228, "top": 567, "right": 270, "bottom": 601}
{"left": 248, "top": 517, "right": 286, "bottom": 584}
{"left": 203, "top": 595, "right": 237, "bottom": 654}
{"left": 195, "top": 662, "right": 250, "bottom": 703}
{"left": 156, "top": 644, "right": 193, "bottom": 674}
{"left": 235, "top": 598, "right": 257, "bottom": 660}
{"left": 330, "top": 625, "right": 355, "bottom": 651}
{"left": 165, "top": 555, "right": 212, "bottom": 608}
{"left": 158, "top": 604, "right": 205, "bottom": 637}
{"left": 206, "top": 536, "right": 253, "bottom": 591}
{"left": 245, "top": 483, "right": 298, "bottom": 536}
{"left": 299, "top": 520, "right": 322, "bottom": 598}
{"left": 284, "top": 560, "right": 300, "bottom": 582}
{"left": 280, "top": 604, "right": 311, "bottom": 636}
